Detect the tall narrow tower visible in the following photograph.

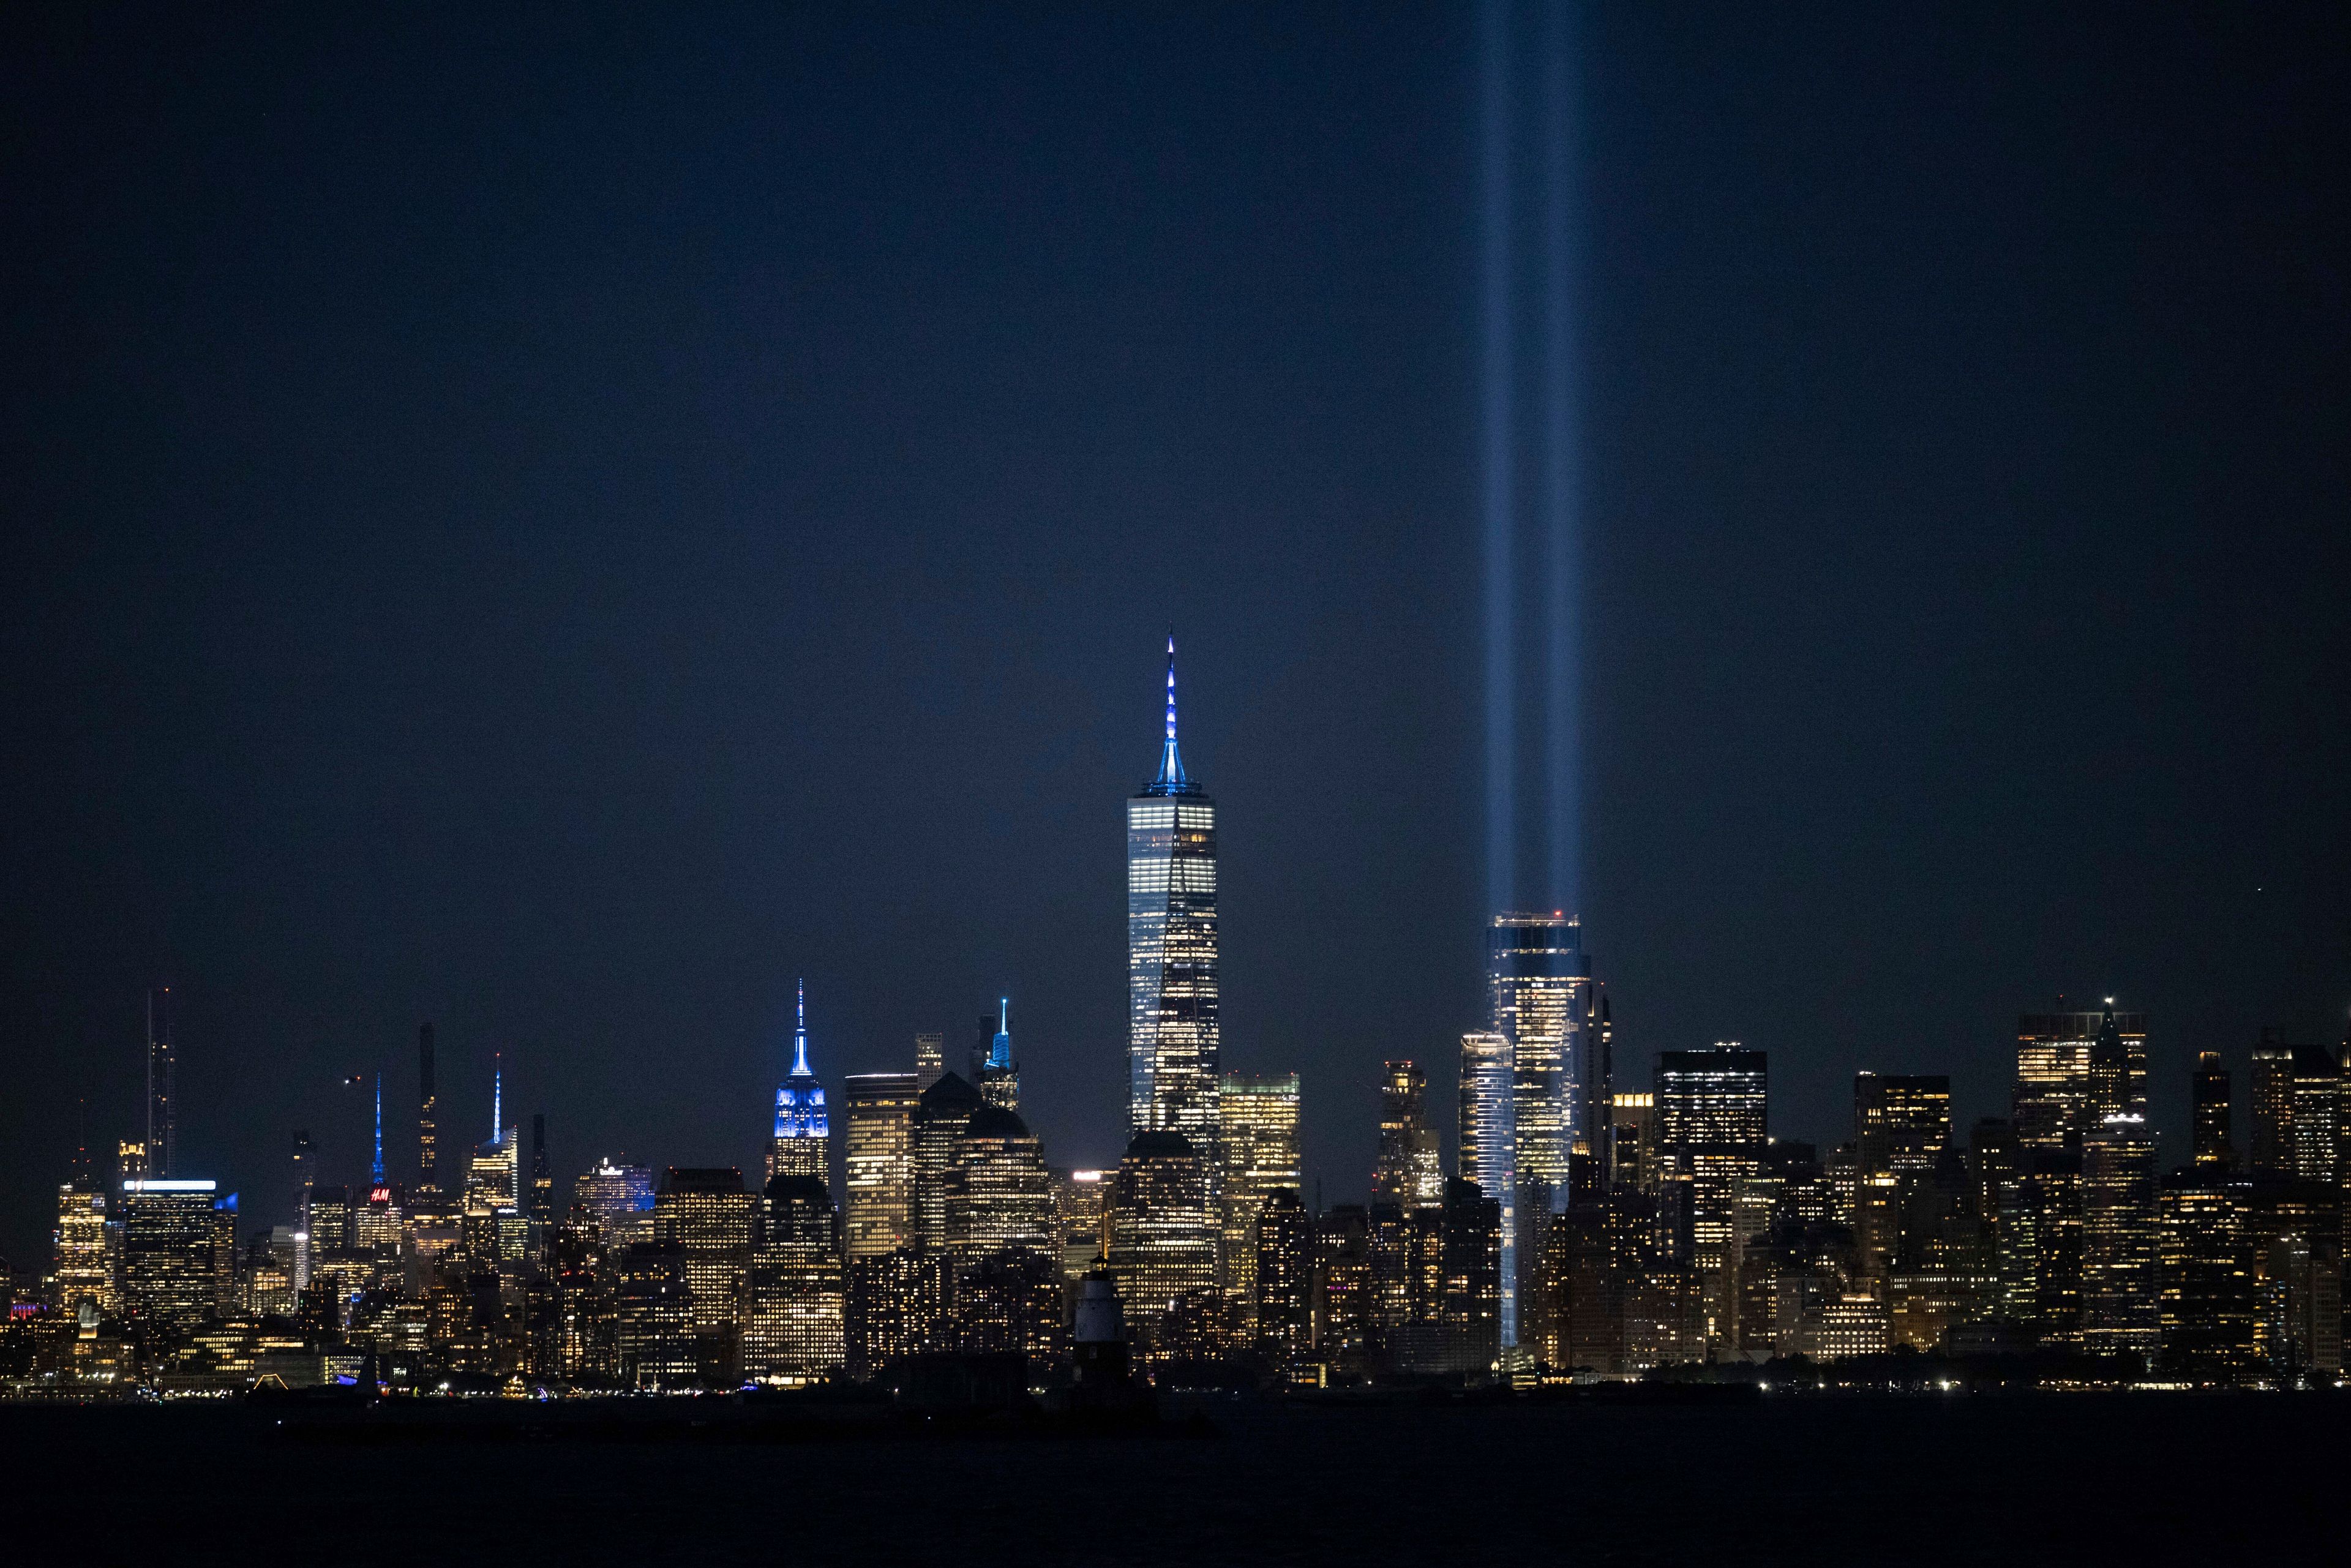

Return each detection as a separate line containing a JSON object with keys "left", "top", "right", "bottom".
{"left": 145, "top": 986, "right": 177, "bottom": 1179}
{"left": 1128, "top": 636, "right": 1220, "bottom": 1153}
{"left": 770, "top": 981, "right": 830, "bottom": 1186}
{"left": 416, "top": 1022, "right": 438, "bottom": 1196}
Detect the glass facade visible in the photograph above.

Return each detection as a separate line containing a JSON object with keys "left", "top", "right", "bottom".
{"left": 1218, "top": 1073, "right": 1302, "bottom": 1341}
{"left": 1486, "top": 913, "right": 1591, "bottom": 1193}
{"left": 1128, "top": 640, "right": 1219, "bottom": 1153}
{"left": 1457, "top": 1029, "right": 1515, "bottom": 1346}
{"left": 842, "top": 1072, "right": 919, "bottom": 1261}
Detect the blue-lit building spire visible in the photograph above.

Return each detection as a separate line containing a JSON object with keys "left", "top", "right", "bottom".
{"left": 372, "top": 1073, "right": 384, "bottom": 1185}
{"left": 1144, "top": 632, "right": 1201, "bottom": 798}
{"left": 769, "top": 978, "right": 829, "bottom": 1185}
{"left": 491, "top": 1055, "right": 502, "bottom": 1144}
{"left": 989, "top": 997, "right": 1011, "bottom": 1071}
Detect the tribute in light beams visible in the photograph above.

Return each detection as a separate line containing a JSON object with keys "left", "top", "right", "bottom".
{"left": 1480, "top": 0, "right": 1517, "bottom": 921}
{"left": 1482, "top": 0, "right": 1586, "bottom": 919}
{"left": 1541, "top": 0, "right": 1583, "bottom": 918}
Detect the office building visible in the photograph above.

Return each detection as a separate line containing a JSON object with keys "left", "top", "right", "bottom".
{"left": 1457, "top": 1029, "right": 1515, "bottom": 1344}
{"left": 744, "top": 1174, "right": 846, "bottom": 1383}
{"left": 1316, "top": 1203, "right": 1374, "bottom": 1381}
{"left": 1657, "top": 1045, "right": 1768, "bottom": 1354}
{"left": 574, "top": 1158, "right": 656, "bottom": 1247}
{"left": 1128, "top": 636, "right": 1220, "bottom": 1154}
{"left": 1373, "top": 1061, "right": 1444, "bottom": 1209}
{"left": 146, "top": 986, "right": 177, "bottom": 1179}
{"left": 1057, "top": 1169, "right": 1111, "bottom": 1282}
{"left": 1109, "top": 1129, "right": 1217, "bottom": 1346}
{"left": 2014, "top": 1005, "right": 2147, "bottom": 1152}
{"left": 1608, "top": 1092, "right": 1657, "bottom": 1193}
{"left": 1487, "top": 912, "right": 1591, "bottom": 1195}
{"left": 842, "top": 1072, "right": 920, "bottom": 1261}
{"left": 943, "top": 1103, "right": 1057, "bottom": 1264}
{"left": 2156, "top": 1172, "right": 2252, "bottom": 1381}
{"left": 2245, "top": 1178, "right": 2342, "bottom": 1379}
{"left": 844, "top": 1248, "right": 950, "bottom": 1380}
{"left": 913, "top": 1032, "right": 945, "bottom": 1092}
{"left": 613, "top": 1241, "right": 696, "bottom": 1389}
{"left": 2247, "top": 1030, "right": 2339, "bottom": 1183}
{"left": 1218, "top": 1072, "right": 1301, "bottom": 1342}
{"left": 1437, "top": 1177, "right": 1502, "bottom": 1375}
{"left": 769, "top": 981, "right": 830, "bottom": 1185}
{"left": 951, "top": 1246, "right": 1066, "bottom": 1363}
{"left": 121, "top": 1179, "right": 229, "bottom": 1333}
{"left": 53, "top": 1176, "right": 113, "bottom": 1315}
{"left": 656, "top": 1168, "right": 756, "bottom": 1384}
{"left": 1253, "top": 1188, "right": 1313, "bottom": 1376}
{"left": 2191, "top": 1052, "right": 2234, "bottom": 1169}
{"left": 912, "top": 1071, "right": 984, "bottom": 1253}
{"left": 2082, "top": 1112, "right": 2159, "bottom": 1356}
{"left": 1853, "top": 1073, "right": 1951, "bottom": 1292}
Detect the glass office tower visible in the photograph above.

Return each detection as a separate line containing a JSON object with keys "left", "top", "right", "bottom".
{"left": 1128, "top": 637, "right": 1220, "bottom": 1153}
{"left": 1458, "top": 1029, "right": 1516, "bottom": 1349}
{"left": 1487, "top": 913, "right": 1591, "bottom": 1194}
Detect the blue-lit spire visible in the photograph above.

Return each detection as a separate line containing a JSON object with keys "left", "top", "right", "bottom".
{"left": 492, "top": 1055, "right": 501, "bottom": 1144}
{"left": 792, "top": 978, "right": 811, "bottom": 1078}
{"left": 774, "top": 979, "right": 827, "bottom": 1144}
{"left": 372, "top": 1073, "right": 384, "bottom": 1185}
{"left": 989, "top": 997, "right": 1011, "bottom": 1071}
{"left": 1142, "top": 631, "right": 1202, "bottom": 796}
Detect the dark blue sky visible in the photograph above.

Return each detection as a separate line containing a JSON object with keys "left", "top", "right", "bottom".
{"left": 2, "top": 4, "right": 2345, "bottom": 1263}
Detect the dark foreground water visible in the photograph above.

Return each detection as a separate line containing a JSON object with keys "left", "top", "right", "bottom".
{"left": 1, "top": 1393, "right": 2335, "bottom": 1565}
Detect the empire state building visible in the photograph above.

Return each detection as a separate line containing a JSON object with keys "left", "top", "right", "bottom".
{"left": 1128, "top": 636, "right": 1220, "bottom": 1152}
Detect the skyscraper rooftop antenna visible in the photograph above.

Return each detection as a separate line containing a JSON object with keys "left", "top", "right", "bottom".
{"left": 792, "top": 979, "right": 811, "bottom": 1078}
{"left": 372, "top": 1072, "right": 384, "bottom": 1185}
{"left": 1157, "top": 630, "right": 1187, "bottom": 788}
{"left": 492, "top": 1053, "right": 502, "bottom": 1143}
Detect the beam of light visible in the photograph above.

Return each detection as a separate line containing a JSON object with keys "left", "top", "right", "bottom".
{"left": 1481, "top": 0, "right": 1515, "bottom": 923}
{"left": 1542, "top": 0, "right": 1581, "bottom": 919}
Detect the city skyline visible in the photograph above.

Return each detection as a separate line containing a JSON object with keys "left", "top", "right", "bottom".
{"left": 2, "top": 4, "right": 2344, "bottom": 1318}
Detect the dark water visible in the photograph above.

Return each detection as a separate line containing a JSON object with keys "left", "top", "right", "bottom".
{"left": 1, "top": 1393, "right": 2334, "bottom": 1564}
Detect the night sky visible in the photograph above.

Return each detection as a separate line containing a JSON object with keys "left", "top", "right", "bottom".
{"left": 3, "top": 4, "right": 2345, "bottom": 1266}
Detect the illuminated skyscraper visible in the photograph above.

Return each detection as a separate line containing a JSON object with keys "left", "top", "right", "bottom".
{"left": 1487, "top": 913, "right": 1591, "bottom": 1191}
{"left": 2082, "top": 1112, "right": 2159, "bottom": 1356}
{"left": 2192, "top": 1052, "right": 2234, "bottom": 1169}
{"left": 769, "top": 981, "right": 830, "bottom": 1185}
{"left": 121, "top": 1178, "right": 225, "bottom": 1332}
{"left": 613, "top": 1240, "right": 696, "bottom": 1389}
{"left": 529, "top": 1113, "right": 553, "bottom": 1225}
{"left": 745, "top": 1174, "right": 846, "bottom": 1383}
{"left": 2014, "top": 1005, "right": 2147, "bottom": 1152}
{"left": 1056, "top": 1168, "right": 1111, "bottom": 1282}
{"left": 53, "top": 1176, "right": 113, "bottom": 1314}
{"left": 842, "top": 1072, "right": 919, "bottom": 1260}
{"left": 2247, "top": 1030, "right": 2339, "bottom": 1184}
{"left": 1374, "top": 1061, "right": 1445, "bottom": 1209}
{"left": 1853, "top": 1073, "right": 1951, "bottom": 1293}
{"left": 574, "top": 1158, "right": 656, "bottom": 1247}
{"left": 656, "top": 1168, "right": 755, "bottom": 1384}
{"left": 416, "top": 1022, "right": 438, "bottom": 1196}
{"left": 1253, "top": 1188, "right": 1313, "bottom": 1378}
{"left": 913, "top": 1032, "right": 945, "bottom": 1092}
{"left": 1438, "top": 1177, "right": 1502, "bottom": 1375}
{"left": 2156, "top": 1171, "right": 2252, "bottom": 1381}
{"left": 912, "top": 1071, "right": 984, "bottom": 1253}
{"left": 943, "top": 1104, "right": 1057, "bottom": 1264}
{"left": 1656, "top": 1045, "right": 1768, "bottom": 1353}
{"left": 974, "top": 1000, "right": 1019, "bottom": 1112}
{"left": 1128, "top": 636, "right": 1219, "bottom": 1152}
{"left": 145, "top": 986, "right": 177, "bottom": 1179}
{"left": 1109, "top": 1130, "right": 1217, "bottom": 1346}
{"left": 1457, "top": 1029, "right": 1515, "bottom": 1345}
{"left": 1217, "top": 1072, "right": 1301, "bottom": 1342}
